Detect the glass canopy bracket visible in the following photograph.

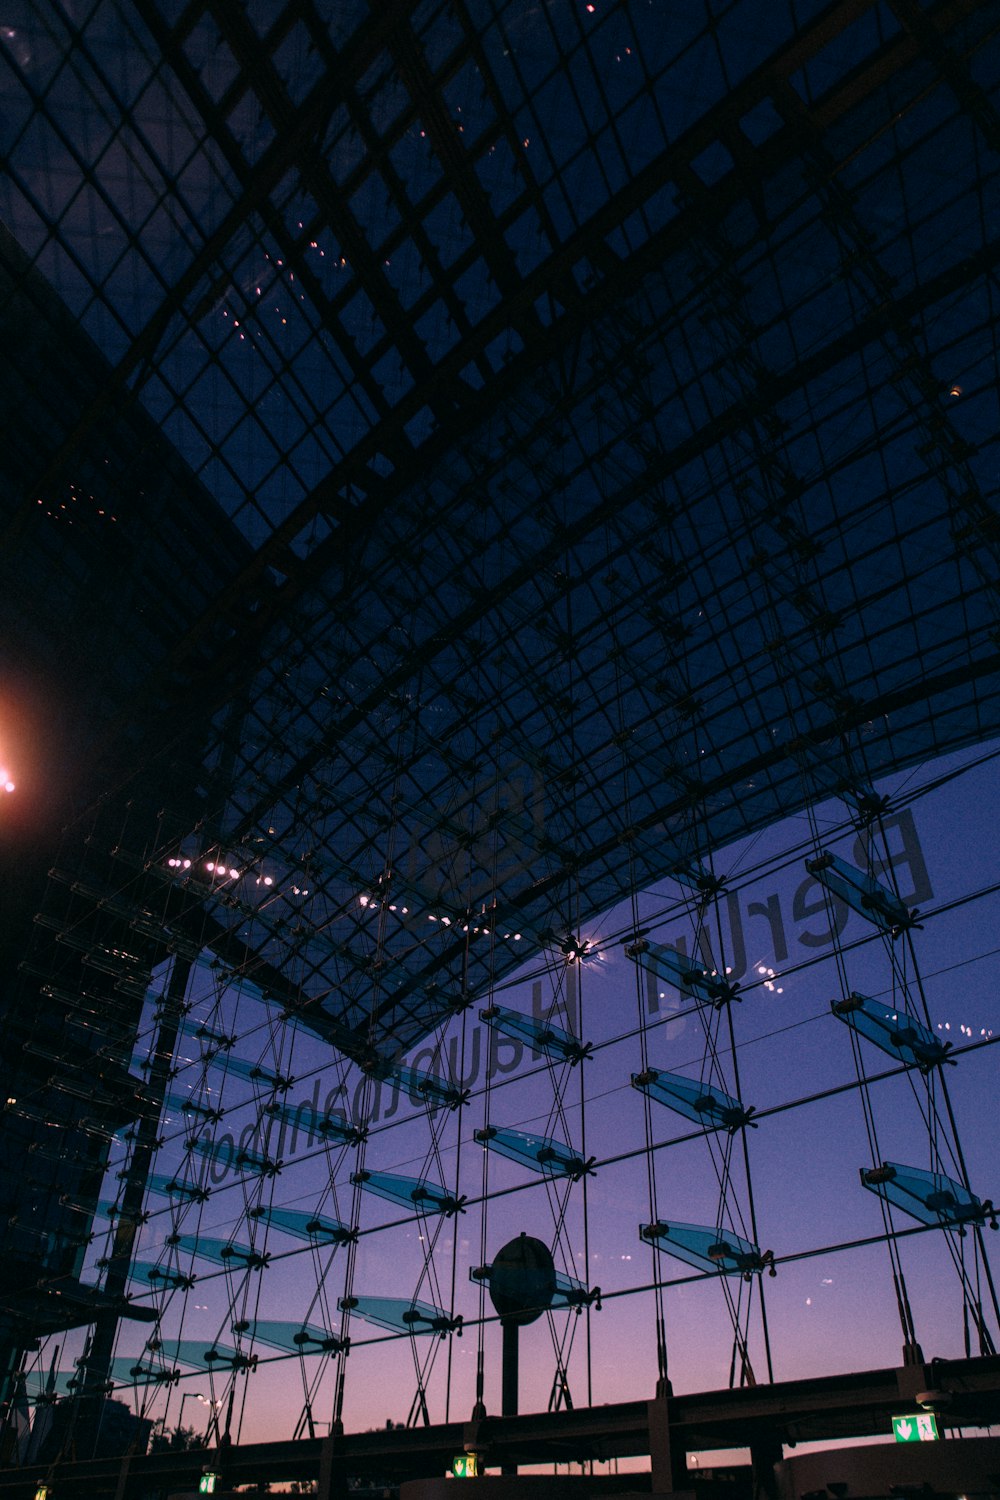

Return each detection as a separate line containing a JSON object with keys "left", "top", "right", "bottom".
{"left": 624, "top": 937, "right": 740, "bottom": 1007}
{"left": 367, "top": 1057, "right": 469, "bottom": 1111}
{"left": 122, "top": 1262, "right": 196, "bottom": 1292}
{"left": 832, "top": 993, "right": 954, "bottom": 1073}
{"left": 340, "top": 1294, "right": 463, "bottom": 1337}
{"left": 861, "top": 1162, "right": 998, "bottom": 1233}
{"left": 350, "top": 1168, "right": 467, "bottom": 1217}
{"left": 475, "top": 1126, "right": 596, "bottom": 1180}
{"left": 631, "top": 1067, "right": 756, "bottom": 1133}
{"left": 150, "top": 1174, "right": 210, "bottom": 1203}
{"left": 480, "top": 1002, "right": 592, "bottom": 1065}
{"left": 240, "top": 1319, "right": 348, "bottom": 1355}
{"left": 640, "top": 1219, "right": 776, "bottom": 1281}
{"left": 204, "top": 1348, "right": 257, "bottom": 1371}
{"left": 807, "top": 852, "right": 919, "bottom": 936}
{"left": 167, "top": 1233, "right": 270, "bottom": 1269}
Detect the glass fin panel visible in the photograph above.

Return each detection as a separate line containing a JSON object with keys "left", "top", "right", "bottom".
{"left": 186, "top": 1136, "right": 280, "bottom": 1180}
{"left": 832, "top": 993, "right": 953, "bottom": 1070}
{"left": 163, "top": 1090, "right": 223, "bottom": 1122}
{"left": 222, "top": 1055, "right": 294, "bottom": 1091}
{"left": 480, "top": 1003, "right": 591, "bottom": 1064}
{"left": 169, "top": 1234, "right": 268, "bottom": 1268}
{"left": 341, "top": 1294, "right": 460, "bottom": 1335}
{"left": 147, "top": 1174, "right": 210, "bottom": 1202}
{"left": 860, "top": 1161, "right": 996, "bottom": 1228}
{"left": 163, "top": 1341, "right": 240, "bottom": 1370}
{"left": 129, "top": 1262, "right": 195, "bottom": 1290}
{"left": 807, "top": 852, "right": 915, "bottom": 934}
{"left": 176, "top": 1017, "right": 237, "bottom": 1051}
{"left": 108, "top": 1357, "right": 174, "bottom": 1385}
{"left": 261, "top": 1101, "right": 365, "bottom": 1143}
{"left": 640, "top": 1219, "right": 772, "bottom": 1276}
{"left": 249, "top": 1207, "right": 354, "bottom": 1244}
{"left": 248, "top": 1319, "right": 345, "bottom": 1353}
{"left": 24, "top": 1371, "right": 76, "bottom": 1399}
{"left": 624, "top": 938, "right": 738, "bottom": 1006}
{"left": 667, "top": 854, "right": 722, "bottom": 893}
{"left": 631, "top": 1067, "right": 754, "bottom": 1131}
{"left": 474, "top": 1125, "right": 593, "bottom": 1180}
{"left": 552, "top": 1269, "right": 598, "bottom": 1310}
{"left": 375, "top": 1060, "right": 467, "bottom": 1110}
{"left": 350, "top": 1168, "right": 465, "bottom": 1216}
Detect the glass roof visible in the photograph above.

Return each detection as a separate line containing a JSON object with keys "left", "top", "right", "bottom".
{"left": 2, "top": 0, "right": 999, "bottom": 1065}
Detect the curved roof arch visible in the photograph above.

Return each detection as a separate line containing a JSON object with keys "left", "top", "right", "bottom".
{"left": 1, "top": 0, "right": 999, "bottom": 1065}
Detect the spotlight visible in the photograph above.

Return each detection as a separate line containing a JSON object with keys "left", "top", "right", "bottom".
{"left": 915, "top": 1388, "right": 952, "bottom": 1411}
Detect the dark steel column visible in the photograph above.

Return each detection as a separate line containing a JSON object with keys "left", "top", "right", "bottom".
{"left": 78, "top": 954, "right": 192, "bottom": 1455}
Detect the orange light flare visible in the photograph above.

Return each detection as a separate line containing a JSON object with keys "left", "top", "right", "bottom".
{"left": 0, "top": 720, "right": 21, "bottom": 799}
{"left": 3, "top": 675, "right": 99, "bottom": 838}
{"left": 0, "top": 683, "right": 38, "bottom": 814}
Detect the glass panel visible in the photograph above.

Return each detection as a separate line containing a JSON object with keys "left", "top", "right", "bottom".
{"left": 807, "top": 851, "right": 915, "bottom": 934}
{"left": 340, "top": 1295, "right": 459, "bottom": 1335}
{"left": 222, "top": 1054, "right": 294, "bottom": 1091}
{"left": 640, "top": 1220, "right": 772, "bottom": 1277}
{"left": 248, "top": 1320, "right": 345, "bottom": 1354}
{"left": 350, "top": 1169, "right": 465, "bottom": 1217}
{"left": 250, "top": 1207, "right": 354, "bottom": 1245}
{"left": 861, "top": 1162, "right": 996, "bottom": 1229}
{"left": 474, "top": 1126, "right": 592, "bottom": 1180}
{"left": 169, "top": 1234, "right": 268, "bottom": 1269}
{"left": 129, "top": 1262, "right": 195, "bottom": 1290}
{"left": 625, "top": 937, "right": 738, "bottom": 1007}
{"left": 377, "top": 1060, "right": 467, "bottom": 1110}
{"left": 631, "top": 1067, "right": 753, "bottom": 1132}
{"left": 480, "top": 1002, "right": 591, "bottom": 1064}
{"left": 147, "top": 1174, "right": 210, "bottom": 1203}
{"left": 832, "top": 993, "right": 952, "bottom": 1071}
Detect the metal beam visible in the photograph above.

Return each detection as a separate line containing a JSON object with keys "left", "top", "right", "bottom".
{"left": 1, "top": 1355, "right": 997, "bottom": 1494}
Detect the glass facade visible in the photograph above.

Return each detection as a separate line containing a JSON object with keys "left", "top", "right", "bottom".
{"left": 1, "top": 0, "right": 999, "bottom": 1464}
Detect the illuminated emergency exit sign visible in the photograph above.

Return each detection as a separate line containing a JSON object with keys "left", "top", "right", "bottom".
{"left": 892, "top": 1412, "right": 939, "bottom": 1443}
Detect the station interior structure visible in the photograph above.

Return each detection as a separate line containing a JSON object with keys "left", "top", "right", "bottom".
{"left": 2, "top": 0, "right": 1000, "bottom": 1495}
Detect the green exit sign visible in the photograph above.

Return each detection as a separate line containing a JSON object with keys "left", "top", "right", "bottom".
{"left": 198, "top": 1475, "right": 220, "bottom": 1494}
{"left": 452, "top": 1453, "right": 479, "bottom": 1478}
{"left": 892, "top": 1412, "right": 939, "bottom": 1443}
